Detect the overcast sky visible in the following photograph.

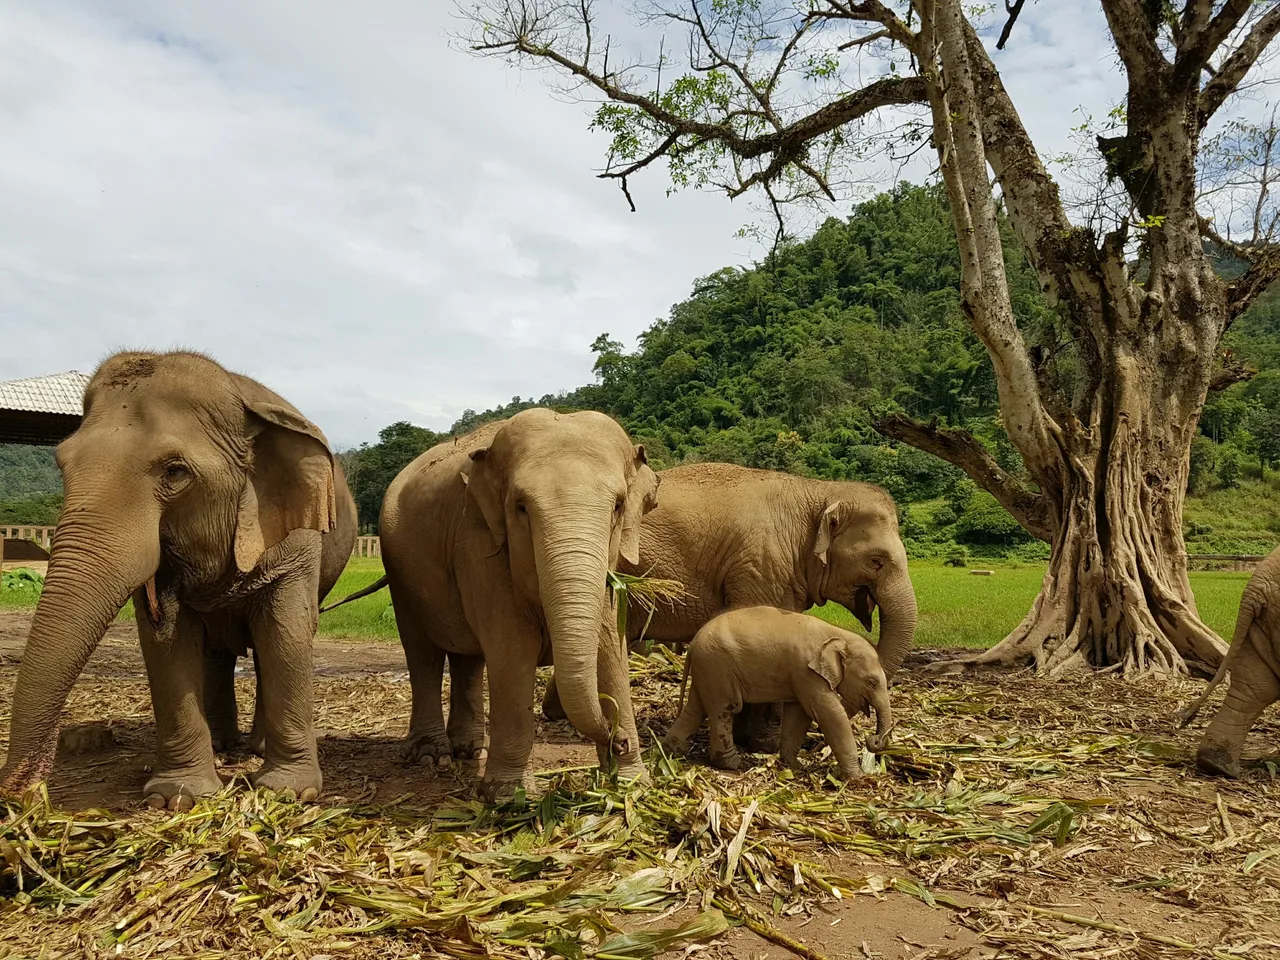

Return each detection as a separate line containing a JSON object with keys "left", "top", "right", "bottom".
{"left": 0, "top": 2, "right": 1130, "bottom": 447}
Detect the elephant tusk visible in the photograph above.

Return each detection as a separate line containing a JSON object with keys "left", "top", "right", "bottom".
{"left": 144, "top": 576, "right": 164, "bottom": 629}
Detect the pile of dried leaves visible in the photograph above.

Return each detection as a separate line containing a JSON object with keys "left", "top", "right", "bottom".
{"left": 1, "top": 643, "right": 1278, "bottom": 960}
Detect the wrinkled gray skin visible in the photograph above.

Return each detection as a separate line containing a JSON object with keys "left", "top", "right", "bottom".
{"left": 0, "top": 352, "right": 356, "bottom": 808}
{"left": 371, "top": 408, "right": 659, "bottom": 801}
{"left": 1179, "top": 547, "right": 1280, "bottom": 778}
{"left": 662, "top": 607, "right": 892, "bottom": 779}
{"left": 544, "top": 463, "right": 917, "bottom": 751}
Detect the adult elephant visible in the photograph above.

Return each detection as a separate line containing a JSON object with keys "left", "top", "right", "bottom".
{"left": 0, "top": 351, "right": 357, "bottom": 808}
{"left": 1178, "top": 546, "right": 1280, "bottom": 778}
{"left": 542, "top": 462, "right": 917, "bottom": 745}
{"left": 331, "top": 408, "right": 659, "bottom": 801}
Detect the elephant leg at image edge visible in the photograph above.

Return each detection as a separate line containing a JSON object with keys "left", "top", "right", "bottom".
{"left": 138, "top": 603, "right": 223, "bottom": 810}
{"left": 1197, "top": 638, "right": 1280, "bottom": 778}
{"left": 446, "top": 653, "right": 488, "bottom": 762}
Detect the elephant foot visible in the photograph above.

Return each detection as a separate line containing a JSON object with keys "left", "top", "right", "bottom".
{"left": 710, "top": 749, "right": 744, "bottom": 772}
{"left": 614, "top": 758, "right": 650, "bottom": 786}
{"left": 452, "top": 742, "right": 487, "bottom": 763}
{"left": 660, "top": 733, "right": 690, "bottom": 756}
{"left": 1196, "top": 741, "right": 1244, "bottom": 779}
{"left": 246, "top": 728, "right": 266, "bottom": 758}
{"left": 58, "top": 723, "right": 115, "bottom": 755}
{"left": 251, "top": 760, "right": 322, "bottom": 802}
{"left": 835, "top": 762, "right": 866, "bottom": 781}
{"left": 480, "top": 770, "right": 539, "bottom": 803}
{"left": 144, "top": 763, "right": 223, "bottom": 811}
{"left": 209, "top": 729, "right": 244, "bottom": 754}
{"left": 403, "top": 732, "right": 454, "bottom": 770}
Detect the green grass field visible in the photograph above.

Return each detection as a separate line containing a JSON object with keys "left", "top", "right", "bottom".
{"left": 2, "top": 557, "right": 1251, "bottom": 649}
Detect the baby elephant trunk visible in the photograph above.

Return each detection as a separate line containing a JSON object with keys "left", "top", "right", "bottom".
{"left": 863, "top": 680, "right": 893, "bottom": 754}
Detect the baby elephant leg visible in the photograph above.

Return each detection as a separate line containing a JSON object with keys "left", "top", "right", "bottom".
{"left": 707, "top": 700, "right": 745, "bottom": 771}
{"left": 662, "top": 687, "right": 707, "bottom": 756}
{"left": 808, "top": 694, "right": 863, "bottom": 780}
{"left": 778, "top": 702, "right": 812, "bottom": 769}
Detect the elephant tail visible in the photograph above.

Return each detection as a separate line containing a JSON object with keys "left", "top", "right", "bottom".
{"left": 1176, "top": 591, "right": 1258, "bottom": 727}
{"left": 320, "top": 576, "right": 389, "bottom": 614}
{"left": 676, "top": 651, "right": 692, "bottom": 715}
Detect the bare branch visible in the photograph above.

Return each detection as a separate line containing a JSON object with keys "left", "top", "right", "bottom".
{"left": 1180, "top": 0, "right": 1254, "bottom": 78}
{"left": 874, "top": 413, "right": 1053, "bottom": 541}
{"left": 1100, "top": 0, "right": 1169, "bottom": 79}
{"left": 1228, "top": 246, "right": 1280, "bottom": 319}
{"left": 996, "top": 0, "right": 1026, "bottom": 50}
{"left": 1198, "top": 4, "right": 1280, "bottom": 126}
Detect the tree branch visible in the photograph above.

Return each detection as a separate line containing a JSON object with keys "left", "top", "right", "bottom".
{"left": 1198, "top": 4, "right": 1280, "bottom": 126}
{"left": 1209, "top": 350, "right": 1256, "bottom": 391}
{"left": 874, "top": 413, "right": 1053, "bottom": 542}
{"left": 996, "top": 0, "right": 1027, "bottom": 49}
{"left": 1228, "top": 245, "right": 1280, "bottom": 320}
{"left": 1099, "top": 0, "right": 1168, "bottom": 80}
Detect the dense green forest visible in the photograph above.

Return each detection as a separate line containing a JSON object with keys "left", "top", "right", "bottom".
{"left": 6, "top": 184, "right": 1280, "bottom": 556}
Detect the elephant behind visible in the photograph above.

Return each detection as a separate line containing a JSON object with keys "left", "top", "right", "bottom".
{"left": 1179, "top": 546, "right": 1280, "bottom": 778}
{"left": 372, "top": 408, "right": 659, "bottom": 800}
{"left": 542, "top": 462, "right": 918, "bottom": 737}
{"left": 0, "top": 351, "right": 357, "bottom": 807}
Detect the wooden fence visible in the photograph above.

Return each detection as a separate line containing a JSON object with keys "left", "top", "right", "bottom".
{"left": 0, "top": 526, "right": 55, "bottom": 549}
{"left": 0, "top": 525, "right": 1266, "bottom": 570}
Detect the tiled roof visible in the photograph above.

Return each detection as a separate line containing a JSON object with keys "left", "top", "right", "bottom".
{"left": 0, "top": 371, "right": 91, "bottom": 416}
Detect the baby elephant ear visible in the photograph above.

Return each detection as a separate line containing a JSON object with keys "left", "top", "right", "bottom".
{"left": 234, "top": 385, "right": 338, "bottom": 574}
{"left": 619, "top": 444, "right": 659, "bottom": 567}
{"left": 807, "top": 636, "right": 845, "bottom": 691}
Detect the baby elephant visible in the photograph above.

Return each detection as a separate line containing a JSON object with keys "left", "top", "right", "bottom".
{"left": 662, "top": 606, "right": 892, "bottom": 779}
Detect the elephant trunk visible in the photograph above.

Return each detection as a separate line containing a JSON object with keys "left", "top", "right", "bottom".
{"left": 875, "top": 570, "right": 918, "bottom": 681}
{"left": 533, "top": 522, "right": 613, "bottom": 746}
{"left": 0, "top": 515, "right": 159, "bottom": 793}
{"left": 865, "top": 680, "right": 894, "bottom": 754}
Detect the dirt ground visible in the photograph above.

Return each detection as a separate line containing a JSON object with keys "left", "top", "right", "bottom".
{"left": 2, "top": 608, "right": 1279, "bottom": 959}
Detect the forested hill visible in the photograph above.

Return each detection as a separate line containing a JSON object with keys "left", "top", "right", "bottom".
{"left": 6, "top": 184, "right": 1280, "bottom": 554}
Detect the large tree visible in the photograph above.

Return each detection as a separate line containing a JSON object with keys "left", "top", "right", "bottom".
{"left": 458, "top": 0, "right": 1280, "bottom": 677}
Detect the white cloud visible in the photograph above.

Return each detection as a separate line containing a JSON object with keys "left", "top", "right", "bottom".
{"left": 0, "top": 1, "right": 1207, "bottom": 448}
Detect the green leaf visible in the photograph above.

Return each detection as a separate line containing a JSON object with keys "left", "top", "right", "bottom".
{"left": 1243, "top": 847, "right": 1280, "bottom": 873}
{"left": 593, "top": 909, "right": 731, "bottom": 959}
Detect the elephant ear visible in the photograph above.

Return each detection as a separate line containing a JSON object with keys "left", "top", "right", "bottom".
{"left": 807, "top": 637, "right": 846, "bottom": 691}
{"left": 851, "top": 586, "right": 876, "bottom": 632}
{"left": 233, "top": 384, "right": 338, "bottom": 573}
{"left": 463, "top": 446, "right": 506, "bottom": 551}
{"left": 619, "top": 445, "right": 660, "bottom": 566}
{"left": 812, "top": 501, "right": 854, "bottom": 565}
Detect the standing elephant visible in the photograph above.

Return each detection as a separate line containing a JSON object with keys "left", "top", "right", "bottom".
{"left": 0, "top": 351, "right": 357, "bottom": 808}
{"left": 330, "top": 408, "right": 659, "bottom": 800}
{"left": 543, "top": 462, "right": 918, "bottom": 746}
{"left": 1178, "top": 547, "right": 1280, "bottom": 778}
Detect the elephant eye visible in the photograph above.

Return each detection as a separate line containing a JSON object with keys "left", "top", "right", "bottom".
{"left": 614, "top": 497, "right": 624, "bottom": 515}
{"left": 162, "top": 461, "right": 191, "bottom": 483}
{"left": 515, "top": 501, "right": 527, "bottom": 516}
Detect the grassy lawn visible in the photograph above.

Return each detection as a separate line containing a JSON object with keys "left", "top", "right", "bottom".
{"left": 812, "top": 563, "right": 1250, "bottom": 647}
{"left": 3, "top": 558, "right": 1251, "bottom": 649}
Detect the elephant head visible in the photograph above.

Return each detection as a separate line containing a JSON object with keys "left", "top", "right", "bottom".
{"left": 462, "top": 408, "right": 659, "bottom": 747}
{"left": 0, "top": 351, "right": 338, "bottom": 794}
{"left": 809, "top": 489, "right": 918, "bottom": 681}
{"left": 808, "top": 634, "right": 893, "bottom": 751}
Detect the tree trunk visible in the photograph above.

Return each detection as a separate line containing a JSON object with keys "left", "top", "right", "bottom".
{"left": 959, "top": 329, "right": 1227, "bottom": 678}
